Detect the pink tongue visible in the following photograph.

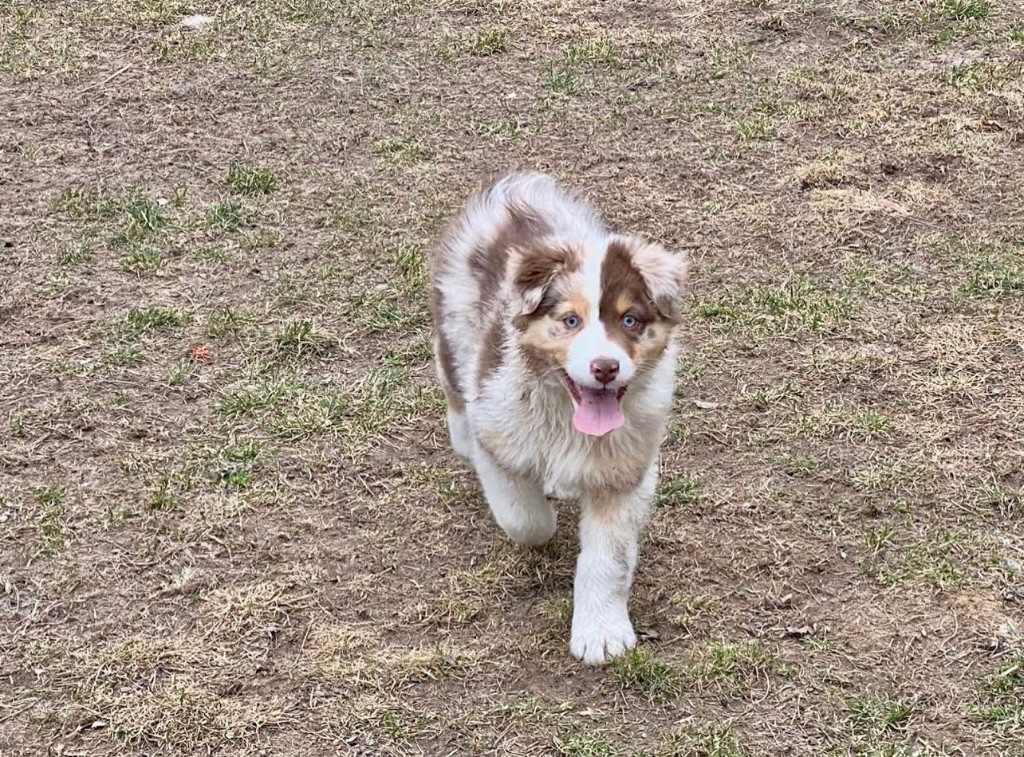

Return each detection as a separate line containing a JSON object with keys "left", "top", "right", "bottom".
{"left": 572, "top": 387, "right": 625, "bottom": 437}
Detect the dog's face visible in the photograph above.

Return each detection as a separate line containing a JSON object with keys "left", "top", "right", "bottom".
{"left": 512, "top": 236, "right": 688, "bottom": 437}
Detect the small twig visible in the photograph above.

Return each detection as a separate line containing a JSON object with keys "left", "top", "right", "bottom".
{"left": 0, "top": 701, "right": 38, "bottom": 724}
{"left": 998, "top": 663, "right": 1020, "bottom": 678}
{"left": 79, "top": 64, "right": 131, "bottom": 95}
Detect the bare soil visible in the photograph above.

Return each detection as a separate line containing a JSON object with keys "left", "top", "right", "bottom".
{"left": 2, "top": 1, "right": 1023, "bottom": 755}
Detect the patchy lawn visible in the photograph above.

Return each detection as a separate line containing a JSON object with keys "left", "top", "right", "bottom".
{"left": 2, "top": 0, "right": 1022, "bottom": 754}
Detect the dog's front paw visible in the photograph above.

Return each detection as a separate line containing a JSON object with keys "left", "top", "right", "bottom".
{"left": 570, "top": 610, "right": 637, "bottom": 665}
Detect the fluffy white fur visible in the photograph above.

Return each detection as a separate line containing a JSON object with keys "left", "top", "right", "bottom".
{"left": 432, "top": 172, "right": 684, "bottom": 664}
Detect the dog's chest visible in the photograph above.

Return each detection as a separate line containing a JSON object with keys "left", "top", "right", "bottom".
{"left": 532, "top": 415, "right": 654, "bottom": 498}
{"left": 472, "top": 373, "right": 665, "bottom": 497}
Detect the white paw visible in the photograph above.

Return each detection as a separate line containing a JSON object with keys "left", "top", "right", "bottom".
{"left": 504, "top": 508, "right": 557, "bottom": 547}
{"left": 570, "top": 610, "right": 637, "bottom": 665}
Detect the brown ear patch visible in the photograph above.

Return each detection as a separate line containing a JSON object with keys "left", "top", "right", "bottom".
{"left": 510, "top": 242, "right": 581, "bottom": 326}
{"left": 470, "top": 203, "right": 551, "bottom": 313}
{"left": 599, "top": 239, "right": 679, "bottom": 360}
{"left": 599, "top": 240, "right": 654, "bottom": 347}
{"left": 514, "top": 243, "right": 580, "bottom": 294}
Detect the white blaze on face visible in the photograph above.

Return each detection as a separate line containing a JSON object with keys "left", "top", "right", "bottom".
{"left": 565, "top": 323, "right": 632, "bottom": 390}
{"left": 562, "top": 240, "right": 636, "bottom": 437}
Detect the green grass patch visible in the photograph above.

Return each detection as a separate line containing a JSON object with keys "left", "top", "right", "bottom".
{"left": 777, "top": 453, "right": 821, "bottom": 477}
{"left": 113, "top": 196, "right": 167, "bottom": 244}
{"left": 102, "top": 344, "right": 146, "bottom": 368}
{"left": 268, "top": 318, "right": 339, "bottom": 361}
{"left": 395, "top": 239, "right": 427, "bottom": 294}
{"left": 610, "top": 648, "right": 684, "bottom": 704}
{"left": 381, "top": 335, "right": 432, "bottom": 368}
{"left": 466, "top": 116, "right": 526, "bottom": 143}
{"left": 735, "top": 115, "right": 777, "bottom": 142}
{"left": 227, "top": 164, "right": 279, "bottom": 196}
{"left": 216, "top": 366, "right": 437, "bottom": 449}
{"left": 207, "top": 306, "right": 253, "bottom": 338}
{"left": 863, "top": 529, "right": 980, "bottom": 590}
{"left": 564, "top": 35, "right": 620, "bottom": 70}
{"left": 58, "top": 240, "right": 94, "bottom": 266}
{"left": 749, "top": 379, "right": 802, "bottom": 409}
{"left": 940, "top": 0, "right": 990, "bottom": 21}
{"left": 119, "top": 245, "right": 165, "bottom": 274}
{"left": 552, "top": 729, "right": 620, "bottom": 757}
{"left": 543, "top": 65, "right": 586, "bottom": 96}
{"left": 687, "top": 640, "right": 782, "bottom": 696}
{"left": 970, "top": 653, "right": 1024, "bottom": 737}
{"left": 121, "top": 307, "right": 188, "bottom": 337}
{"left": 34, "top": 486, "right": 69, "bottom": 554}
{"left": 863, "top": 521, "right": 901, "bottom": 556}
{"left": 935, "top": 240, "right": 1024, "bottom": 298}
{"left": 693, "top": 276, "right": 857, "bottom": 337}
{"left": 656, "top": 475, "right": 702, "bottom": 508}
{"left": 947, "top": 60, "right": 1024, "bottom": 92}
{"left": 439, "top": 25, "right": 510, "bottom": 59}
{"left": 205, "top": 201, "right": 259, "bottom": 231}
{"left": 850, "top": 460, "right": 925, "bottom": 493}
{"left": 370, "top": 138, "right": 424, "bottom": 168}
{"left": 58, "top": 185, "right": 168, "bottom": 244}
{"left": 661, "top": 721, "right": 744, "bottom": 756}
{"left": 168, "top": 359, "right": 196, "bottom": 387}
{"left": 341, "top": 286, "right": 429, "bottom": 335}
{"left": 793, "top": 401, "right": 893, "bottom": 441}
{"left": 148, "top": 479, "right": 181, "bottom": 511}
{"left": 841, "top": 694, "right": 915, "bottom": 751}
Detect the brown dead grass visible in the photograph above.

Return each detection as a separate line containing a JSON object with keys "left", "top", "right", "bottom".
{"left": 3, "top": 0, "right": 1024, "bottom": 754}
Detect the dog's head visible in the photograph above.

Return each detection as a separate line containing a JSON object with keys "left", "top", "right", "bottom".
{"left": 511, "top": 235, "right": 688, "bottom": 437}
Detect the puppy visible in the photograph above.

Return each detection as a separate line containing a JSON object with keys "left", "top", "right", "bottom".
{"left": 430, "top": 172, "right": 688, "bottom": 664}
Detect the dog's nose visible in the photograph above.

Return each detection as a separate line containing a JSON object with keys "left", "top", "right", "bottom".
{"left": 589, "top": 357, "right": 619, "bottom": 385}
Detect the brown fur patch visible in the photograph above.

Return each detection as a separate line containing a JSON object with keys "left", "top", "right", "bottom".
{"left": 518, "top": 318, "right": 570, "bottom": 378}
{"left": 472, "top": 202, "right": 550, "bottom": 313}
{"left": 477, "top": 319, "right": 506, "bottom": 391}
{"left": 598, "top": 240, "right": 678, "bottom": 369}
{"left": 516, "top": 283, "right": 589, "bottom": 376}
{"left": 599, "top": 241, "right": 657, "bottom": 356}
{"left": 509, "top": 244, "right": 583, "bottom": 338}
{"left": 564, "top": 292, "right": 590, "bottom": 322}
{"left": 513, "top": 243, "right": 580, "bottom": 300}
{"left": 429, "top": 285, "right": 465, "bottom": 412}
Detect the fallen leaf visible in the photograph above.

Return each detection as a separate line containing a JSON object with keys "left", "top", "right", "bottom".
{"left": 188, "top": 344, "right": 213, "bottom": 363}
{"left": 878, "top": 198, "right": 909, "bottom": 215}
{"left": 181, "top": 14, "right": 215, "bottom": 30}
{"left": 693, "top": 399, "right": 720, "bottom": 410}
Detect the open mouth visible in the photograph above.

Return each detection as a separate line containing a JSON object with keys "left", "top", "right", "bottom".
{"left": 563, "top": 373, "right": 627, "bottom": 437}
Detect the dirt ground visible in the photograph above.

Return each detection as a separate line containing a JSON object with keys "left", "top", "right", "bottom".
{"left": 2, "top": 0, "right": 1023, "bottom": 754}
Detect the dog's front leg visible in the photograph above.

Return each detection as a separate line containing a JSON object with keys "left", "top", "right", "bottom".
{"left": 570, "top": 465, "right": 656, "bottom": 665}
{"left": 473, "top": 446, "right": 557, "bottom": 548}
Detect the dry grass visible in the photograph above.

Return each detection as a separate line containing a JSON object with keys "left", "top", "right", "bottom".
{"left": 3, "top": 0, "right": 1024, "bottom": 754}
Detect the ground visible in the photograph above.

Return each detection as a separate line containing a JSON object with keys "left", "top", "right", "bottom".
{"left": 1, "top": 0, "right": 1023, "bottom": 754}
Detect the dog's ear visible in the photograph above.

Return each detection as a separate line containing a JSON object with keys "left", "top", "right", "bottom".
{"left": 609, "top": 235, "right": 689, "bottom": 321}
{"left": 510, "top": 242, "right": 579, "bottom": 315}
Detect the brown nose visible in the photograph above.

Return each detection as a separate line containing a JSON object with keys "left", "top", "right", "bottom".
{"left": 589, "top": 357, "right": 619, "bottom": 385}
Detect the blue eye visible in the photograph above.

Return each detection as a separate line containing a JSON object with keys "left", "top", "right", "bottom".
{"left": 564, "top": 314, "right": 581, "bottom": 329}
{"left": 622, "top": 314, "right": 639, "bottom": 330}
